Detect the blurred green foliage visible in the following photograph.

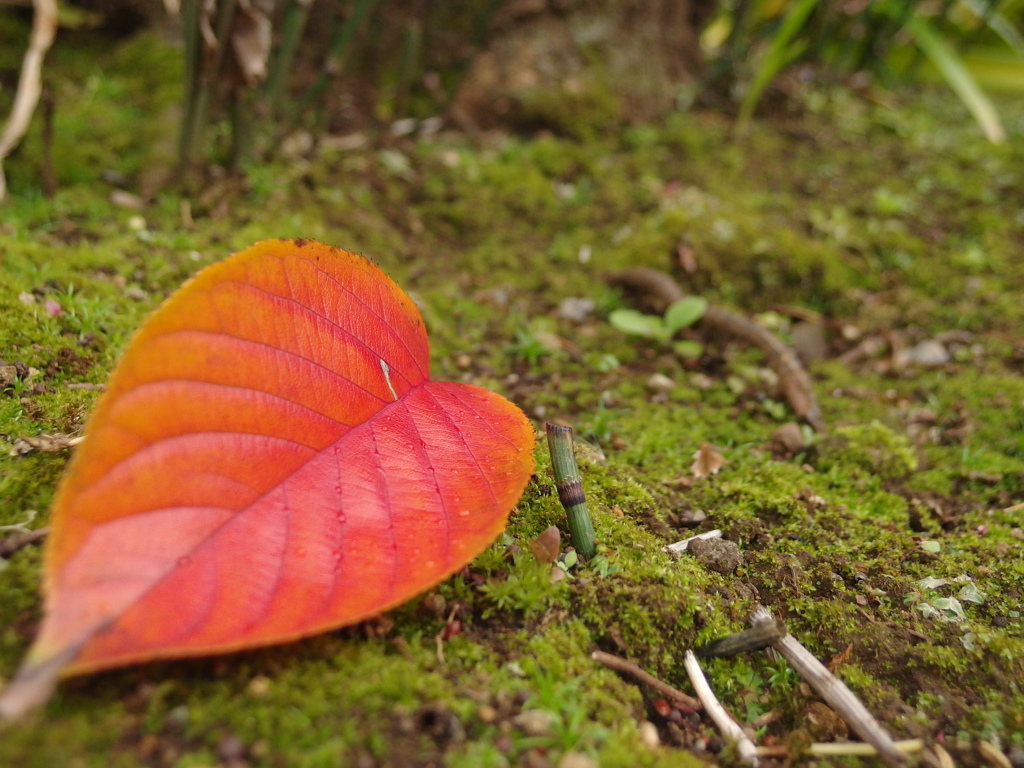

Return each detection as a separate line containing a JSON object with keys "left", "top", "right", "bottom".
{"left": 703, "top": 0, "right": 1024, "bottom": 140}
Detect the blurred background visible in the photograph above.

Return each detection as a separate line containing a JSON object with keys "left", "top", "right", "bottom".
{"left": 1, "top": 0, "right": 1022, "bottom": 198}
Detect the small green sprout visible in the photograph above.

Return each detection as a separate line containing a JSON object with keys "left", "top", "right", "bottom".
{"left": 554, "top": 549, "right": 578, "bottom": 578}
{"left": 609, "top": 297, "right": 707, "bottom": 358}
{"left": 609, "top": 296, "right": 707, "bottom": 342}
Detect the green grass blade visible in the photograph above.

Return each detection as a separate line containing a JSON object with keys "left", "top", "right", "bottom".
{"left": 957, "top": 0, "right": 1024, "bottom": 55}
{"left": 961, "top": 51, "right": 1024, "bottom": 91}
{"left": 905, "top": 15, "right": 1006, "bottom": 143}
{"left": 736, "top": 0, "right": 821, "bottom": 133}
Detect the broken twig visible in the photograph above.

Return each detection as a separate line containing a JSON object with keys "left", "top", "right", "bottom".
{"left": 683, "top": 650, "right": 758, "bottom": 766}
{"left": 748, "top": 608, "right": 905, "bottom": 768}
{"left": 0, "top": 527, "right": 49, "bottom": 559}
{"left": 808, "top": 739, "right": 923, "bottom": 758}
{"left": 694, "top": 618, "right": 787, "bottom": 658}
{"left": 663, "top": 529, "right": 722, "bottom": 555}
{"left": 591, "top": 650, "right": 701, "bottom": 711}
{"left": 608, "top": 268, "right": 825, "bottom": 431}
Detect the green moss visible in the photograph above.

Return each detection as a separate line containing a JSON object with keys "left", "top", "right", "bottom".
{"left": 814, "top": 421, "right": 919, "bottom": 479}
{"left": 512, "top": 76, "right": 624, "bottom": 141}
{"left": 2, "top": 28, "right": 1024, "bottom": 766}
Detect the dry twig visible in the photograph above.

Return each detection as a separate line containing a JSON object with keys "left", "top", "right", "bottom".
{"left": 663, "top": 529, "right": 722, "bottom": 555}
{"left": 608, "top": 268, "right": 825, "bottom": 431}
{"left": 694, "top": 618, "right": 787, "bottom": 658}
{"left": 591, "top": 650, "right": 701, "bottom": 711}
{"left": 808, "top": 740, "right": 923, "bottom": 758}
{"left": 0, "top": 0, "right": 58, "bottom": 201}
{"left": 749, "top": 608, "right": 905, "bottom": 768}
{"left": 925, "top": 743, "right": 956, "bottom": 768}
{"left": 0, "top": 526, "right": 49, "bottom": 559}
{"left": 683, "top": 650, "right": 758, "bottom": 766}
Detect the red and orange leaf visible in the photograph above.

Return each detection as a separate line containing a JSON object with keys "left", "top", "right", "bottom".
{"left": 0, "top": 239, "right": 534, "bottom": 718}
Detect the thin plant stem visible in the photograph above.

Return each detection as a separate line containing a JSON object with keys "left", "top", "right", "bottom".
{"left": 263, "top": 0, "right": 314, "bottom": 119}
{"left": 229, "top": 87, "right": 254, "bottom": 172}
{"left": 186, "top": 0, "right": 239, "bottom": 174}
{"left": 178, "top": 0, "right": 203, "bottom": 169}
{"left": 294, "top": 0, "right": 382, "bottom": 127}
{"left": 704, "top": 0, "right": 752, "bottom": 89}
{"left": 432, "top": 0, "right": 504, "bottom": 113}
{"left": 545, "top": 423, "right": 596, "bottom": 561}
{"left": 387, "top": 20, "right": 422, "bottom": 121}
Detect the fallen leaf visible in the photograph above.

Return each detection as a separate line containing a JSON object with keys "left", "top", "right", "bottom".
{"left": 529, "top": 525, "right": 561, "bottom": 564}
{"left": 827, "top": 642, "right": 853, "bottom": 672}
{"left": 691, "top": 443, "right": 727, "bottom": 478}
{"left": 230, "top": 0, "right": 272, "bottom": 86}
{"left": 0, "top": 239, "right": 534, "bottom": 719}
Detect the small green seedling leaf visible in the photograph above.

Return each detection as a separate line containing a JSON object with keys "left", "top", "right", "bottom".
{"left": 663, "top": 297, "right": 707, "bottom": 335}
{"left": 609, "top": 309, "right": 667, "bottom": 340}
{"left": 673, "top": 340, "right": 703, "bottom": 359}
{"left": 957, "top": 582, "right": 985, "bottom": 604}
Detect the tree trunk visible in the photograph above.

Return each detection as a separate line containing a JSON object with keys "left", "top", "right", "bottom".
{"left": 454, "top": 0, "right": 715, "bottom": 134}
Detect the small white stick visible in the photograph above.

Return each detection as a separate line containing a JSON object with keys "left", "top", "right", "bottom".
{"left": 664, "top": 529, "right": 722, "bottom": 554}
{"left": 683, "top": 650, "right": 758, "bottom": 767}
{"left": 749, "top": 608, "right": 905, "bottom": 768}
{"left": 808, "top": 739, "right": 924, "bottom": 757}
{"left": 978, "top": 741, "right": 1013, "bottom": 768}
{"left": 379, "top": 359, "right": 399, "bottom": 401}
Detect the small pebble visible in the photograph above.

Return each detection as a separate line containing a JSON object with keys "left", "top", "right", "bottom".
{"left": 770, "top": 422, "right": 806, "bottom": 454}
{"left": 558, "top": 297, "right": 595, "bottom": 322}
{"left": 638, "top": 720, "right": 660, "bottom": 749}
{"left": 513, "top": 709, "right": 556, "bottom": 736}
{"left": 557, "top": 752, "right": 597, "bottom": 768}
{"left": 900, "top": 340, "right": 950, "bottom": 366}
{"left": 217, "top": 735, "right": 246, "bottom": 761}
{"left": 687, "top": 538, "right": 742, "bottom": 574}
{"left": 124, "top": 286, "right": 148, "bottom": 301}
{"left": 246, "top": 675, "right": 271, "bottom": 697}
{"left": 110, "top": 190, "right": 146, "bottom": 210}
{"left": 646, "top": 373, "right": 675, "bottom": 393}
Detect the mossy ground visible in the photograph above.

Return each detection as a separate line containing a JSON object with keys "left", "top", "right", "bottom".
{"left": 1, "top": 22, "right": 1024, "bottom": 768}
